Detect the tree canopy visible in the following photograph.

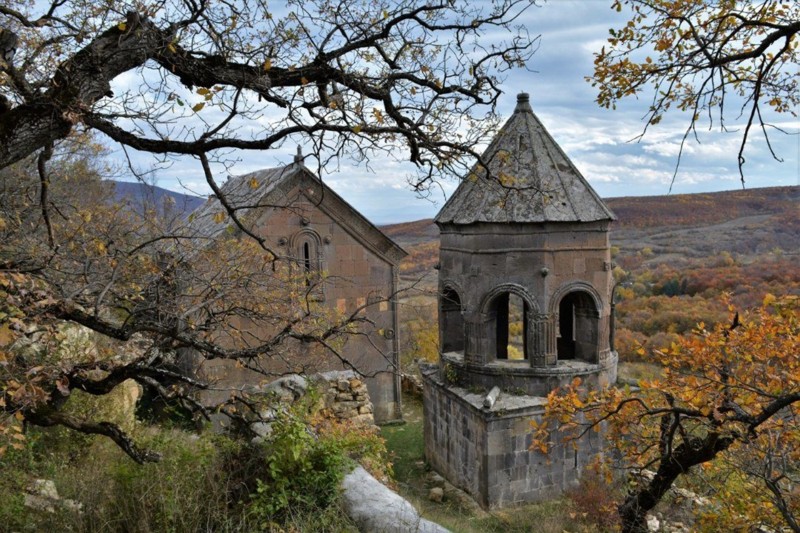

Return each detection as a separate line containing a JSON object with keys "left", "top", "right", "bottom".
{"left": 0, "top": 0, "right": 537, "bottom": 187}
{"left": 592, "top": 0, "right": 799, "bottom": 184}
{"left": 0, "top": 0, "right": 540, "bottom": 461}
{"left": 534, "top": 296, "right": 800, "bottom": 532}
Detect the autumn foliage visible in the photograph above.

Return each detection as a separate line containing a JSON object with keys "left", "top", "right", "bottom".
{"left": 533, "top": 296, "right": 800, "bottom": 532}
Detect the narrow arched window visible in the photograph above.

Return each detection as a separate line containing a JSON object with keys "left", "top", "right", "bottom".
{"left": 303, "top": 241, "right": 312, "bottom": 274}
{"left": 290, "top": 229, "right": 324, "bottom": 300}
{"left": 556, "top": 291, "right": 599, "bottom": 363}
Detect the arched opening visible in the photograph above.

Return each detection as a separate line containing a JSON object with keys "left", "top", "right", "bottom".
{"left": 291, "top": 230, "right": 321, "bottom": 275}
{"left": 557, "top": 291, "right": 599, "bottom": 363}
{"left": 440, "top": 287, "right": 465, "bottom": 353}
{"left": 299, "top": 239, "right": 316, "bottom": 286}
{"left": 491, "top": 292, "right": 529, "bottom": 360}
{"left": 290, "top": 230, "right": 324, "bottom": 301}
{"left": 302, "top": 241, "right": 312, "bottom": 274}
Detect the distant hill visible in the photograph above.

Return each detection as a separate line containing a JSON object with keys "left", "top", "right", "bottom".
{"left": 608, "top": 186, "right": 799, "bottom": 230}
{"left": 111, "top": 180, "right": 205, "bottom": 216}
{"left": 383, "top": 185, "right": 800, "bottom": 278}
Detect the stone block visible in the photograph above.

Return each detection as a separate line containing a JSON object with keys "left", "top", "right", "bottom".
{"left": 428, "top": 487, "right": 444, "bottom": 503}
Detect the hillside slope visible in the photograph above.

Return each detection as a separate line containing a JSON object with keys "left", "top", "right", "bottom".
{"left": 111, "top": 180, "right": 205, "bottom": 215}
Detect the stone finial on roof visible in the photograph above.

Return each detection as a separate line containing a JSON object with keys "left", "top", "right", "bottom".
{"left": 514, "top": 92, "right": 532, "bottom": 114}
{"left": 294, "top": 145, "right": 303, "bottom": 164}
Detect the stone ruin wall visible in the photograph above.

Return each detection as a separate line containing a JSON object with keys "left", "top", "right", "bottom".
{"left": 318, "top": 370, "right": 376, "bottom": 427}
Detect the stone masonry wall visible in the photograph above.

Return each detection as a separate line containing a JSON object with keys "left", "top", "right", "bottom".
{"left": 422, "top": 364, "right": 605, "bottom": 509}
{"left": 318, "top": 370, "right": 376, "bottom": 427}
{"left": 423, "top": 371, "right": 486, "bottom": 501}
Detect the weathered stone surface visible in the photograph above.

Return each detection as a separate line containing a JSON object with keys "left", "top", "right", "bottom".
{"left": 426, "top": 472, "right": 446, "bottom": 488}
{"left": 341, "top": 466, "right": 449, "bottom": 533}
{"left": 425, "top": 93, "right": 618, "bottom": 510}
{"left": 436, "top": 93, "right": 616, "bottom": 225}
{"left": 422, "top": 364, "right": 604, "bottom": 508}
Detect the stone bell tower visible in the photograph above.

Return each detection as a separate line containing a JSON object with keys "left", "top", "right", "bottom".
{"left": 421, "top": 93, "right": 618, "bottom": 508}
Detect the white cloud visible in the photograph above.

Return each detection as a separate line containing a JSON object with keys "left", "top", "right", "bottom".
{"left": 105, "top": 2, "right": 798, "bottom": 223}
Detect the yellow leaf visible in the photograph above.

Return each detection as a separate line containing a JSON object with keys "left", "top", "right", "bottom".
{"left": 263, "top": 58, "right": 272, "bottom": 71}
{"left": 192, "top": 102, "right": 205, "bottom": 112}
{"left": 249, "top": 177, "right": 259, "bottom": 189}
{"left": 117, "top": 22, "right": 127, "bottom": 31}
{"left": 197, "top": 87, "right": 210, "bottom": 95}
{"left": 167, "top": 42, "right": 177, "bottom": 54}
{"left": 213, "top": 211, "right": 226, "bottom": 224}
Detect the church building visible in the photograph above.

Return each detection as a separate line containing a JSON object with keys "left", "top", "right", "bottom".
{"left": 188, "top": 154, "right": 407, "bottom": 423}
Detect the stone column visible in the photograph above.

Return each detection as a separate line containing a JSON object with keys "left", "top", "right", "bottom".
{"left": 464, "top": 315, "right": 491, "bottom": 366}
{"left": 545, "top": 312, "right": 558, "bottom": 365}
{"left": 529, "top": 313, "right": 556, "bottom": 367}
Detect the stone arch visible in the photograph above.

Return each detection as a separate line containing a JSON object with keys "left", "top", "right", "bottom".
{"left": 480, "top": 284, "right": 539, "bottom": 361}
{"left": 290, "top": 228, "right": 323, "bottom": 273}
{"left": 548, "top": 281, "right": 603, "bottom": 315}
{"left": 549, "top": 282, "right": 602, "bottom": 364}
{"left": 480, "top": 283, "right": 540, "bottom": 315}
{"left": 439, "top": 280, "right": 465, "bottom": 354}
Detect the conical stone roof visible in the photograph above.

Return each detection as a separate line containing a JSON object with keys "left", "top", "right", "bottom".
{"left": 436, "top": 93, "right": 616, "bottom": 224}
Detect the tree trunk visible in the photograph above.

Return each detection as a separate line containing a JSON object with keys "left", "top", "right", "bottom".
{"left": 618, "top": 432, "right": 735, "bottom": 533}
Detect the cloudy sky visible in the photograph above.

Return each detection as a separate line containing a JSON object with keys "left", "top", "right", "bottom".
{"left": 119, "top": 0, "right": 799, "bottom": 225}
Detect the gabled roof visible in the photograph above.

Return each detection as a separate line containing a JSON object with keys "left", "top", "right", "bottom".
{"left": 436, "top": 93, "right": 616, "bottom": 225}
{"left": 187, "top": 161, "right": 407, "bottom": 264}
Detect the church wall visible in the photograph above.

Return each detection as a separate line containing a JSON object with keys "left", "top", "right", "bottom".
{"left": 199, "top": 183, "right": 402, "bottom": 423}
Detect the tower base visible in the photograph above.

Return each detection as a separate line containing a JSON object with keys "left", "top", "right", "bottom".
{"left": 421, "top": 361, "right": 609, "bottom": 509}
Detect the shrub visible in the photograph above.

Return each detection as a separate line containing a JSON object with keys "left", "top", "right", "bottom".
{"left": 248, "top": 409, "right": 347, "bottom": 524}
{"left": 566, "top": 470, "right": 621, "bottom": 531}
